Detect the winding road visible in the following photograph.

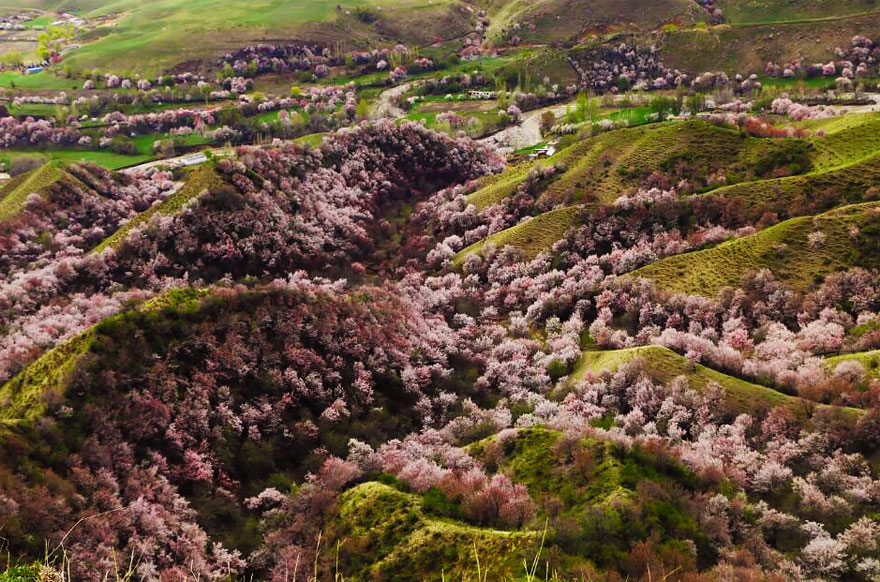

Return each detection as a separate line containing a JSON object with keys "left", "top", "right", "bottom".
{"left": 478, "top": 102, "right": 571, "bottom": 153}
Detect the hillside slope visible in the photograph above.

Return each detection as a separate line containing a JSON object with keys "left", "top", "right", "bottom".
{"left": 633, "top": 202, "right": 880, "bottom": 295}
{"left": 59, "top": 0, "right": 476, "bottom": 74}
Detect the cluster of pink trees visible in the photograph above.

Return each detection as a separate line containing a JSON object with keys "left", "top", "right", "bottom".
{"left": 8, "top": 116, "right": 880, "bottom": 581}
{"left": 568, "top": 42, "right": 688, "bottom": 94}
{"left": 704, "top": 111, "right": 815, "bottom": 137}
{"left": 0, "top": 115, "right": 81, "bottom": 147}
{"left": 2, "top": 274, "right": 472, "bottom": 580}
{"left": 0, "top": 164, "right": 174, "bottom": 280}
{"left": 219, "top": 43, "right": 337, "bottom": 77}
{"left": 102, "top": 107, "right": 217, "bottom": 137}
{"left": 12, "top": 93, "right": 68, "bottom": 106}
{"left": 251, "top": 85, "right": 357, "bottom": 120}
{"left": 692, "top": 70, "right": 763, "bottom": 95}
{"left": 767, "top": 36, "right": 880, "bottom": 80}
{"left": 0, "top": 120, "right": 502, "bottom": 384}
{"left": 0, "top": 165, "right": 175, "bottom": 381}
{"left": 771, "top": 97, "right": 839, "bottom": 121}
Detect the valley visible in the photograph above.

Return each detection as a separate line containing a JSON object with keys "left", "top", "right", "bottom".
{"left": 3, "top": 1, "right": 880, "bottom": 582}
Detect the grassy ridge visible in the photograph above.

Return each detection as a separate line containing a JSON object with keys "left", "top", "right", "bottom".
{"left": 93, "top": 166, "right": 222, "bottom": 253}
{"left": 570, "top": 345, "right": 802, "bottom": 414}
{"left": 334, "top": 481, "right": 534, "bottom": 581}
{"left": 0, "top": 288, "right": 206, "bottom": 424}
{"left": 0, "top": 330, "right": 96, "bottom": 423}
{"left": 0, "top": 171, "right": 33, "bottom": 204}
{"left": 454, "top": 205, "right": 581, "bottom": 264}
{"left": 634, "top": 202, "right": 880, "bottom": 296}
{"left": 0, "top": 162, "right": 63, "bottom": 222}
{"left": 570, "top": 345, "right": 861, "bottom": 418}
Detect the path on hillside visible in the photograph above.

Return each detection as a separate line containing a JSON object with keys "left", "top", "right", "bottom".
{"left": 837, "top": 92, "right": 880, "bottom": 114}
{"left": 479, "top": 101, "right": 571, "bottom": 153}
{"left": 372, "top": 81, "right": 416, "bottom": 119}
{"left": 127, "top": 97, "right": 576, "bottom": 172}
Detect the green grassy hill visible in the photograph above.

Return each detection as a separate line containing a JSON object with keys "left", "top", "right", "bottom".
{"left": 633, "top": 202, "right": 880, "bottom": 296}
{"left": 457, "top": 114, "right": 880, "bottom": 268}
{"left": 806, "top": 114, "right": 880, "bottom": 171}
{"left": 570, "top": 345, "right": 815, "bottom": 415}
{"left": 0, "top": 162, "right": 65, "bottom": 222}
{"left": 331, "top": 480, "right": 535, "bottom": 581}
{"left": 658, "top": 10, "right": 880, "bottom": 73}
{"left": 715, "top": 0, "right": 879, "bottom": 24}
{"left": 470, "top": 120, "right": 816, "bottom": 210}
{"left": 702, "top": 151, "right": 880, "bottom": 213}
{"left": 93, "top": 166, "right": 222, "bottom": 253}
{"left": 57, "top": 0, "right": 473, "bottom": 75}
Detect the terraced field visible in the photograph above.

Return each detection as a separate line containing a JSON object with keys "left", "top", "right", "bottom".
{"left": 703, "top": 151, "right": 880, "bottom": 213}
{"left": 466, "top": 161, "right": 534, "bottom": 211}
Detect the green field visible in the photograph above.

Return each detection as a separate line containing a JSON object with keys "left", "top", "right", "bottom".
{"left": 0, "top": 70, "right": 80, "bottom": 90}
{"left": 130, "top": 131, "right": 211, "bottom": 155}
{"left": 22, "top": 15, "right": 52, "bottom": 28}
{"left": 1, "top": 149, "right": 151, "bottom": 170}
